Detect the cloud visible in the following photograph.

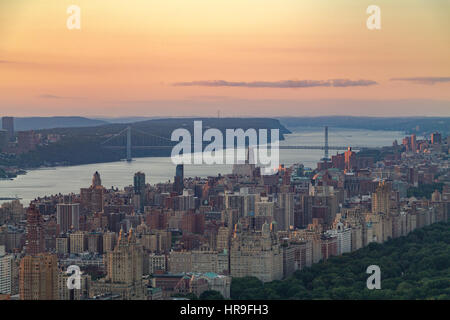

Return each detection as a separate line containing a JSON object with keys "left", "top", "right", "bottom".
{"left": 0, "top": 60, "right": 13, "bottom": 64}
{"left": 173, "top": 79, "right": 378, "bottom": 88}
{"left": 390, "top": 77, "right": 450, "bottom": 85}
{"left": 38, "top": 94, "right": 66, "bottom": 99}
{"left": 188, "top": 95, "right": 230, "bottom": 101}
{"left": 38, "top": 94, "right": 86, "bottom": 100}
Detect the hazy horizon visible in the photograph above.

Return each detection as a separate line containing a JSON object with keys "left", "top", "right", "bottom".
{"left": 2, "top": 99, "right": 450, "bottom": 118}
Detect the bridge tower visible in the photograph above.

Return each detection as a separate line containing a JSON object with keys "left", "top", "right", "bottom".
{"left": 324, "top": 126, "right": 329, "bottom": 161}
{"left": 126, "top": 126, "right": 132, "bottom": 162}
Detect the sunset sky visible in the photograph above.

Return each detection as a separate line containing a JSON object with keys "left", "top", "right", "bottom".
{"left": 0, "top": 0, "right": 449, "bottom": 117}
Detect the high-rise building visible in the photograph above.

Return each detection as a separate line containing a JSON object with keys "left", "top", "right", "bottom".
{"left": 0, "top": 130, "right": 8, "bottom": 151}
{"left": 366, "top": 211, "right": 392, "bottom": 243}
{"left": 216, "top": 226, "right": 231, "bottom": 252}
{"left": 103, "top": 231, "right": 117, "bottom": 253}
{"left": 133, "top": 172, "right": 146, "bottom": 213}
{"left": 327, "top": 222, "right": 352, "bottom": 255}
{"left": 255, "top": 199, "right": 274, "bottom": 217}
{"left": 431, "top": 132, "right": 442, "bottom": 145}
{"left": 69, "top": 231, "right": 87, "bottom": 254}
{"left": 181, "top": 212, "right": 205, "bottom": 235}
{"left": 320, "top": 234, "right": 337, "bottom": 261}
{"left": 90, "top": 228, "right": 145, "bottom": 299}
{"left": 0, "top": 200, "right": 25, "bottom": 224}
{"left": 56, "top": 203, "right": 80, "bottom": 233}
{"left": 133, "top": 172, "right": 145, "bottom": 193}
{"left": 106, "top": 228, "right": 143, "bottom": 284}
{"left": 173, "top": 191, "right": 195, "bottom": 211}
{"left": 80, "top": 172, "right": 104, "bottom": 213}
{"left": 230, "top": 222, "right": 283, "bottom": 282}
{"left": 58, "top": 269, "right": 89, "bottom": 300}
{"left": 232, "top": 147, "right": 255, "bottom": 177}
{"left": 19, "top": 254, "right": 58, "bottom": 300}
{"left": 140, "top": 230, "right": 171, "bottom": 253}
{"left": 281, "top": 240, "right": 297, "bottom": 278}
{"left": 411, "top": 134, "right": 417, "bottom": 152}
{"left": 149, "top": 254, "right": 167, "bottom": 274}
{"left": 145, "top": 208, "right": 168, "bottom": 230}
{"left": 25, "top": 204, "right": 45, "bottom": 256}
{"left": 87, "top": 232, "right": 103, "bottom": 254}
{"left": 372, "top": 180, "right": 391, "bottom": 215}
{"left": 344, "top": 147, "right": 357, "bottom": 171}
{"left": 169, "top": 250, "right": 229, "bottom": 275}
{"left": 292, "top": 240, "right": 313, "bottom": 270}
{"left": 242, "top": 191, "right": 260, "bottom": 217}
{"left": 331, "top": 152, "right": 345, "bottom": 170}
{"left": 0, "top": 245, "right": 12, "bottom": 294}
{"left": 173, "top": 164, "right": 184, "bottom": 195}
{"left": 1, "top": 117, "right": 14, "bottom": 142}
{"left": 92, "top": 171, "right": 101, "bottom": 187}
{"left": 55, "top": 236, "right": 69, "bottom": 255}
{"left": 278, "top": 192, "right": 294, "bottom": 231}
{"left": 225, "top": 193, "right": 245, "bottom": 216}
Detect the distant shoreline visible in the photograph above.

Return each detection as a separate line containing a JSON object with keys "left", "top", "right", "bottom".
{"left": 1, "top": 126, "right": 404, "bottom": 183}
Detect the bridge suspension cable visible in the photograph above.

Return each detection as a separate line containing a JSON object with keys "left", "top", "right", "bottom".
{"left": 131, "top": 127, "right": 173, "bottom": 142}
{"left": 100, "top": 126, "right": 370, "bottom": 153}
{"left": 100, "top": 127, "right": 130, "bottom": 145}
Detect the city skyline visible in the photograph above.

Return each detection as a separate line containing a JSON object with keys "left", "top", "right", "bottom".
{"left": 1, "top": 0, "right": 450, "bottom": 306}
{"left": 1, "top": 0, "right": 450, "bottom": 117}
{"left": 1, "top": 128, "right": 448, "bottom": 300}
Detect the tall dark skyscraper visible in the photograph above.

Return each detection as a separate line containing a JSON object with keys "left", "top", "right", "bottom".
{"left": 176, "top": 164, "right": 184, "bottom": 179}
{"left": 174, "top": 164, "right": 184, "bottom": 195}
{"left": 134, "top": 171, "right": 146, "bottom": 194}
{"left": 1, "top": 117, "right": 14, "bottom": 142}
{"left": 134, "top": 172, "right": 146, "bottom": 212}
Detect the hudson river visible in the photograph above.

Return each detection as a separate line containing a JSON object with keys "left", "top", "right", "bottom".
{"left": 0, "top": 128, "right": 405, "bottom": 205}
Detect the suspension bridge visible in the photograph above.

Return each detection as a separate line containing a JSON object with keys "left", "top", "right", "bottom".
{"left": 100, "top": 126, "right": 367, "bottom": 162}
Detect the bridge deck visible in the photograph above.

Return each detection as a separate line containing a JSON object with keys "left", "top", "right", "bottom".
{"left": 102, "top": 145, "right": 364, "bottom": 150}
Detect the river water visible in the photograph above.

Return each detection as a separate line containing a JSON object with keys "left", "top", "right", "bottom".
{"left": 0, "top": 127, "right": 405, "bottom": 205}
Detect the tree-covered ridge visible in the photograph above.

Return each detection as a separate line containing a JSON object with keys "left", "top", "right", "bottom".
{"left": 279, "top": 116, "right": 450, "bottom": 136}
{"left": 2, "top": 118, "right": 290, "bottom": 168}
{"left": 230, "top": 222, "right": 450, "bottom": 300}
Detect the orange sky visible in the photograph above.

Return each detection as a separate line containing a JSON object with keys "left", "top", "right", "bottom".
{"left": 0, "top": 0, "right": 449, "bottom": 117}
